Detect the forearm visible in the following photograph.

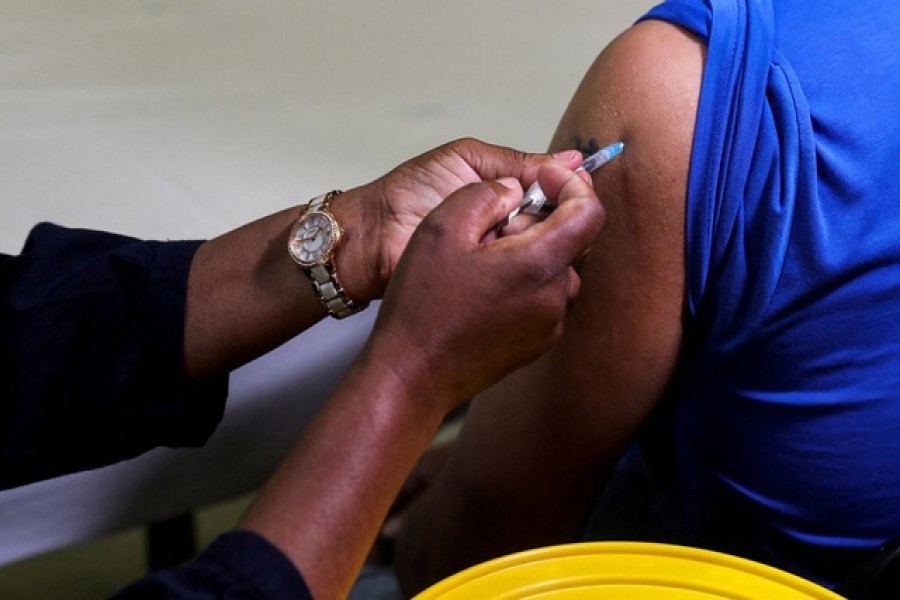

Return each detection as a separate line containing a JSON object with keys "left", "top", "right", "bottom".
{"left": 397, "top": 21, "right": 701, "bottom": 593}
{"left": 237, "top": 345, "right": 449, "bottom": 600}
{"left": 198, "top": 148, "right": 601, "bottom": 598}
{"left": 183, "top": 186, "right": 378, "bottom": 380}
{"left": 395, "top": 356, "right": 620, "bottom": 594}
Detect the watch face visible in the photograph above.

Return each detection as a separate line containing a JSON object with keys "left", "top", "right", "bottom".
{"left": 288, "top": 211, "right": 340, "bottom": 267}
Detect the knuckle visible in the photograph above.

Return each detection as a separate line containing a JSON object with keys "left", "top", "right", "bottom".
{"left": 548, "top": 321, "right": 565, "bottom": 345}
{"left": 529, "top": 282, "right": 568, "bottom": 322}
{"left": 417, "top": 211, "right": 451, "bottom": 240}
{"left": 449, "top": 137, "right": 481, "bottom": 155}
{"left": 503, "top": 145, "right": 531, "bottom": 167}
{"left": 469, "top": 180, "right": 505, "bottom": 212}
{"left": 523, "top": 247, "right": 566, "bottom": 282}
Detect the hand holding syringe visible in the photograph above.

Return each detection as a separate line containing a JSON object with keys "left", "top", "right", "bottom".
{"left": 501, "top": 141, "right": 624, "bottom": 228}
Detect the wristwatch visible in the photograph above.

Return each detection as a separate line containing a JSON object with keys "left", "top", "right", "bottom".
{"left": 287, "top": 190, "right": 368, "bottom": 319}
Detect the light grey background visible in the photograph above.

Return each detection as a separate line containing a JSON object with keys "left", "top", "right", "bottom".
{"left": 0, "top": 0, "right": 656, "bottom": 566}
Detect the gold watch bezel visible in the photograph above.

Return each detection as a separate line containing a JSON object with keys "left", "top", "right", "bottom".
{"left": 287, "top": 207, "right": 343, "bottom": 268}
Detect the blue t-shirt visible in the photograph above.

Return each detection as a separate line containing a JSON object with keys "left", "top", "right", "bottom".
{"left": 638, "top": 0, "right": 900, "bottom": 587}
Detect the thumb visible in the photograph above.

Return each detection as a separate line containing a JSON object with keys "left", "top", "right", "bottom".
{"left": 520, "top": 165, "right": 606, "bottom": 268}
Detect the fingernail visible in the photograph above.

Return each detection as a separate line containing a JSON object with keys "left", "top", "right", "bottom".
{"left": 552, "top": 149, "right": 581, "bottom": 162}
{"left": 496, "top": 177, "right": 520, "bottom": 191}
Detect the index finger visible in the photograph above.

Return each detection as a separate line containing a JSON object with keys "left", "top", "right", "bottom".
{"left": 451, "top": 139, "right": 583, "bottom": 187}
{"left": 423, "top": 178, "right": 526, "bottom": 245}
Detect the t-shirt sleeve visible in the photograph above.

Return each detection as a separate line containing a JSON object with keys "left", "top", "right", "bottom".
{"left": 109, "top": 531, "right": 312, "bottom": 600}
{"left": 0, "top": 222, "right": 228, "bottom": 489}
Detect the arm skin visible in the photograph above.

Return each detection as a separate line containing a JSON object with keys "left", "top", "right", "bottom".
{"left": 181, "top": 138, "right": 582, "bottom": 380}
{"left": 395, "top": 20, "right": 706, "bottom": 593}
{"left": 237, "top": 163, "right": 605, "bottom": 600}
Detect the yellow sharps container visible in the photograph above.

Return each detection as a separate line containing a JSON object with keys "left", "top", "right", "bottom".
{"left": 414, "top": 542, "right": 844, "bottom": 600}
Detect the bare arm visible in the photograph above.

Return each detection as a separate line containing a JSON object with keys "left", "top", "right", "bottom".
{"left": 396, "top": 20, "right": 706, "bottom": 593}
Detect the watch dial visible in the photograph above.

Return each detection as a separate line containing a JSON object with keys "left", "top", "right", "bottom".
{"left": 289, "top": 212, "right": 336, "bottom": 265}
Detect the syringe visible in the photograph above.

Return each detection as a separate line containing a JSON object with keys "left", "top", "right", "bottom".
{"left": 502, "top": 141, "right": 624, "bottom": 226}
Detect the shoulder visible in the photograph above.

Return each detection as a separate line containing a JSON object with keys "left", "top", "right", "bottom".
{"left": 552, "top": 19, "right": 705, "bottom": 199}
{"left": 549, "top": 19, "right": 705, "bottom": 291}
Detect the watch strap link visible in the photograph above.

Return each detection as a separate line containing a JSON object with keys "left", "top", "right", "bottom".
{"left": 301, "top": 190, "right": 368, "bottom": 320}
{"left": 307, "top": 262, "right": 366, "bottom": 320}
{"left": 306, "top": 190, "right": 333, "bottom": 213}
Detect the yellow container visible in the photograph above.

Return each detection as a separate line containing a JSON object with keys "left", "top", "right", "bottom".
{"left": 413, "top": 541, "right": 844, "bottom": 600}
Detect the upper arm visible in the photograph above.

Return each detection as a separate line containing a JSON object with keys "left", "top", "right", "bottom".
{"left": 538, "top": 17, "right": 704, "bottom": 453}
{"left": 397, "top": 20, "right": 706, "bottom": 592}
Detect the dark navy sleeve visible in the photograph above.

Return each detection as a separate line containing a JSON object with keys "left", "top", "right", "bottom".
{"left": 0, "top": 223, "right": 228, "bottom": 489}
{"left": 109, "top": 531, "right": 312, "bottom": 600}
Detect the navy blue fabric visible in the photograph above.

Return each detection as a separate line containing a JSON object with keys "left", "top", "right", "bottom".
{"left": 110, "top": 531, "right": 312, "bottom": 600}
{"left": 0, "top": 223, "right": 227, "bottom": 488}
{"left": 635, "top": 0, "right": 900, "bottom": 587}
{"left": 1, "top": 224, "right": 311, "bottom": 597}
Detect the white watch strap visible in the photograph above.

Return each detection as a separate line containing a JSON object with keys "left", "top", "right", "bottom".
{"left": 308, "top": 263, "right": 360, "bottom": 319}
{"left": 301, "top": 191, "right": 368, "bottom": 320}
